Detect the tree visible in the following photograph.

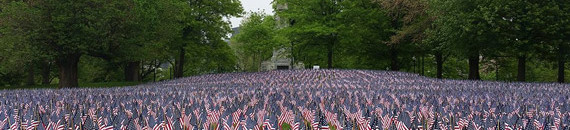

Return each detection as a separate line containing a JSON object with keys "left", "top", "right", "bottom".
{"left": 1, "top": 0, "right": 187, "bottom": 88}
{"left": 490, "top": 0, "right": 558, "bottom": 82}
{"left": 119, "top": 0, "right": 187, "bottom": 82}
{"left": 555, "top": 1, "right": 569, "bottom": 83}
{"left": 0, "top": 1, "right": 43, "bottom": 86}
{"left": 275, "top": 0, "right": 343, "bottom": 69}
{"left": 34, "top": 0, "right": 151, "bottom": 88}
{"left": 171, "top": 0, "right": 243, "bottom": 78}
{"left": 377, "top": 0, "right": 433, "bottom": 71}
{"left": 429, "top": 0, "right": 503, "bottom": 80}
{"left": 275, "top": 0, "right": 391, "bottom": 69}
{"left": 232, "top": 12, "right": 282, "bottom": 72}
{"left": 466, "top": 0, "right": 568, "bottom": 82}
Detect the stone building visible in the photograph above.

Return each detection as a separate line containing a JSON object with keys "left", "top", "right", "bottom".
{"left": 259, "top": 2, "right": 306, "bottom": 71}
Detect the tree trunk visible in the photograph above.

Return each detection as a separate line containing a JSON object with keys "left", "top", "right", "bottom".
{"left": 174, "top": 48, "right": 185, "bottom": 78}
{"left": 468, "top": 55, "right": 480, "bottom": 80}
{"left": 558, "top": 44, "right": 566, "bottom": 83}
{"left": 495, "top": 61, "right": 499, "bottom": 81}
{"left": 41, "top": 60, "right": 51, "bottom": 85}
{"left": 327, "top": 42, "right": 334, "bottom": 69}
{"left": 435, "top": 51, "right": 443, "bottom": 79}
{"left": 517, "top": 55, "right": 526, "bottom": 82}
{"left": 252, "top": 53, "right": 257, "bottom": 72}
{"left": 26, "top": 63, "right": 35, "bottom": 86}
{"left": 153, "top": 60, "right": 157, "bottom": 82}
{"left": 390, "top": 46, "right": 400, "bottom": 71}
{"left": 125, "top": 61, "right": 140, "bottom": 82}
{"left": 57, "top": 54, "right": 80, "bottom": 88}
{"left": 258, "top": 53, "right": 263, "bottom": 71}
{"left": 420, "top": 55, "right": 425, "bottom": 76}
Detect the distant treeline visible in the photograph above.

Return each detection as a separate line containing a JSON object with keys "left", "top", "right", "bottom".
{"left": 0, "top": 0, "right": 568, "bottom": 88}
{"left": 233, "top": 0, "right": 569, "bottom": 83}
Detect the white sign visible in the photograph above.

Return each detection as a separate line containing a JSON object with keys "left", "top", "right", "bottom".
{"left": 313, "top": 66, "right": 320, "bottom": 70}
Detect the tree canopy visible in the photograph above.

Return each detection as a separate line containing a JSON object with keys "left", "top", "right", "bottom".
{"left": 0, "top": 0, "right": 568, "bottom": 87}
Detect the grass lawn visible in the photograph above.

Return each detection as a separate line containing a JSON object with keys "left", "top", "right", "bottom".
{"left": 0, "top": 82, "right": 140, "bottom": 90}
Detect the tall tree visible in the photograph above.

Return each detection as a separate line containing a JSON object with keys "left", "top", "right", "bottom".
{"left": 232, "top": 12, "right": 281, "bottom": 72}
{"left": 475, "top": 0, "right": 568, "bottom": 82}
{"left": 430, "top": 0, "right": 501, "bottom": 80}
{"left": 0, "top": 1, "right": 42, "bottom": 86}
{"left": 275, "top": 0, "right": 343, "bottom": 69}
{"left": 36, "top": 0, "right": 147, "bottom": 88}
{"left": 275, "top": 0, "right": 391, "bottom": 69}
{"left": 171, "top": 0, "right": 242, "bottom": 78}
{"left": 491, "top": 0, "right": 559, "bottom": 82}
{"left": 119, "top": 0, "right": 186, "bottom": 82}
{"left": 556, "top": 1, "right": 569, "bottom": 83}
{"left": 377, "top": 0, "right": 432, "bottom": 71}
{"left": 1, "top": 0, "right": 183, "bottom": 88}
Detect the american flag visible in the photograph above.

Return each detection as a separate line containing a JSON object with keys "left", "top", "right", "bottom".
{"left": 263, "top": 119, "right": 276, "bottom": 130}
{"left": 396, "top": 121, "right": 409, "bottom": 130}
{"left": 0, "top": 70, "right": 568, "bottom": 130}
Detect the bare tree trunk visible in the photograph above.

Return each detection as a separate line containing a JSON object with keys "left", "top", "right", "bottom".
{"left": 468, "top": 55, "right": 480, "bottom": 80}
{"left": 26, "top": 63, "right": 35, "bottom": 86}
{"left": 57, "top": 54, "right": 81, "bottom": 88}
{"left": 41, "top": 60, "right": 51, "bottom": 85}
{"left": 517, "top": 55, "right": 526, "bottom": 82}
{"left": 327, "top": 42, "right": 333, "bottom": 69}
{"left": 421, "top": 55, "right": 425, "bottom": 75}
{"left": 174, "top": 48, "right": 185, "bottom": 78}
{"left": 125, "top": 61, "right": 140, "bottom": 82}
{"left": 252, "top": 53, "right": 257, "bottom": 72}
{"left": 390, "top": 46, "right": 400, "bottom": 71}
{"left": 435, "top": 51, "right": 443, "bottom": 79}
{"left": 258, "top": 52, "right": 263, "bottom": 71}
{"left": 558, "top": 43, "right": 566, "bottom": 83}
{"left": 153, "top": 60, "right": 157, "bottom": 82}
{"left": 495, "top": 60, "right": 499, "bottom": 81}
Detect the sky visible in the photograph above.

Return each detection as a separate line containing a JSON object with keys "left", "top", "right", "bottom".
{"left": 229, "top": 0, "right": 274, "bottom": 28}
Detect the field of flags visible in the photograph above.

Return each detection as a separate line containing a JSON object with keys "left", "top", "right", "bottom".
{"left": 1, "top": 69, "right": 569, "bottom": 130}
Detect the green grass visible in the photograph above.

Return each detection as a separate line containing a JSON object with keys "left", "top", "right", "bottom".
{"left": 0, "top": 82, "right": 140, "bottom": 90}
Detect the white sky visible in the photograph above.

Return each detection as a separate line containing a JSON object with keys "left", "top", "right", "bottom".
{"left": 229, "top": 0, "right": 275, "bottom": 28}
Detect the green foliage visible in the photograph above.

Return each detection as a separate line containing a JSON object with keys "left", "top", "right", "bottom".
{"left": 0, "top": 1, "right": 42, "bottom": 86}
{"left": 281, "top": 123, "right": 292, "bottom": 130}
{"left": 0, "top": 0, "right": 243, "bottom": 86}
{"left": 78, "top": 56, "right": 124, "bottom": 83}
{"left": 184, "top": 40, "right": 238, "bottom": 75}
{"left": 232, "top": 12, "right": 282, "bottom": 72}
{"left": 0, "top": 0, "right": 568, "bottom": 85}
{"left": 0, "top": 82, "right": 139, "bottom": 90}
{"left": 275, "top": 0, "right": 393, "bottom": 69}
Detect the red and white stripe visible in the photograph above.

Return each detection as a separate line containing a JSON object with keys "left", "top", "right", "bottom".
{"left": 120, "top": 120, "right": 128, "bottom": 130}
{"left": 472, "top": 122, "right": 482, "bottom": 130}
{"left": 26, "top": 120, "right": 40, "bottom": 130}
{"left": 10, "top": 120, "right": 18, "bottom": 130}
{"left": 0, "top": 118, "right": 7, "bottom": 130}
{"left": 153, "top": 122, "right": 164, "bottom": 130}
{"left": 311, "top": 122, "right": 319, "bottom": 130}
{"left": 505, "top": 123, "right": 513, "bottom": 130}
{"left": 396, "top": 121, "right": 408, "bottom": 130}
{"left": 222, "top": 117, "right": 231, "bottom": 130}
{"left": 293, "top": 122, "right": 300, "bottom": 130}
{"left": 101, "top": 125, "right": 114, "bottom": 130}
{"left": 164, "top": 116, "right": 173, "bottom": 130}
{"left": 239, "top": 120, "right": 247, "bottom": 130}
{"left": 11, "top": 109, "right": 19, "bottom": 130}
{"left": 56, "top": 120, "right": 65, "bottom": 130}
{"left": 263, "top": 119, "right": 276, "bottom": 130}
{"left": 534, "top": 119, "right": 544, "bottom": 130}
{"left": 381, "top": 115, "right": 392, "bottom": 130}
